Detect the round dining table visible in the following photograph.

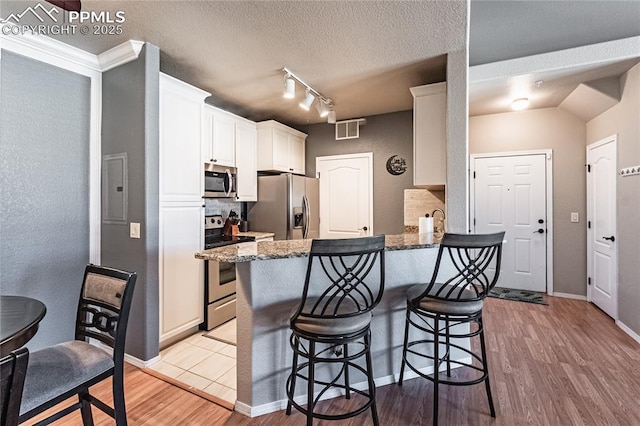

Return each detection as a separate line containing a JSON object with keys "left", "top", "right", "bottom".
{"left": 0, "top": 295, "right": 47, "bottom": 357}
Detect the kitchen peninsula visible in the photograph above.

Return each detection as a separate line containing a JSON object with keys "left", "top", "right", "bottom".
{"left": 195, "top": 234, "right": 468, "bottom": 417}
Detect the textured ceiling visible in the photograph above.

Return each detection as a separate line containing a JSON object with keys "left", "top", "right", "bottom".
{"left": 469, "top": 0, "right": 640, "bottom": 66}
{"left": 3, "top": 1, "right": 639, "bottom": 122}
{"left": 1, "top": 0, "right": 465, "bottom": 126}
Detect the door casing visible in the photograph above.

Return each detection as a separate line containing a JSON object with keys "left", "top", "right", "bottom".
{"left": 470, "top": 150, "right": 554, "bottom": 295}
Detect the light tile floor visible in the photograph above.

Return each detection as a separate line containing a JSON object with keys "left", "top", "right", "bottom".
{"left": 146, "top": 331, "right": 237, "bottom": 408}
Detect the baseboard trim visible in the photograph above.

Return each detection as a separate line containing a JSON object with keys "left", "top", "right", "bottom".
{"left": 616, "top": 321, "right": 640, "bottom": 345}
{"left": 235, "top": 356, "right": 473, "bottom": 418}
{"left": 552, "top": 292, "right": 587, "bottom": 301}
{"left": 125, "top": 353, "right": 161, "bottom": 368}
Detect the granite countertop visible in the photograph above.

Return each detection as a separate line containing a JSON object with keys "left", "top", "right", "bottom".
{"left": 236, "top": 231, "right": 275, "bottom": 239}
{"left": 195, "top": 233, "right": 441, "bottom": 263}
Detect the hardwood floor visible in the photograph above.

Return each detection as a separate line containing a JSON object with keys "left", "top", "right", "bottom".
{"left": 24, "top": 296, "right": 640, "bottom": 425}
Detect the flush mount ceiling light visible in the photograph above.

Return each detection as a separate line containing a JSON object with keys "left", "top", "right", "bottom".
{"left": 511, "top": 97, "right": 529, "bottom": 111}
{"left": 283, "top": 74, "right": 296, "bottom": 99}
{"left": 282, "top": 67, "right": 336, "bottom": 122}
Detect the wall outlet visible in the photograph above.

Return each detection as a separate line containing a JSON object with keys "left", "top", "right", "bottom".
{"left": 130, "top": 222, "right": 141, "bottom": 238}
{"left": 570, "top": 212, "right": 579, "bottom": 223}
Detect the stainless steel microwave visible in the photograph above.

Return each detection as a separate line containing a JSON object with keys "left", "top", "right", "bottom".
{"left": 204, "top": 163, "right": 236, "bottom": 198}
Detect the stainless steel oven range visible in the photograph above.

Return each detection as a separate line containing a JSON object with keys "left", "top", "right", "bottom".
{"left": 203, "top": 214, "right": 254, "bottom": 330}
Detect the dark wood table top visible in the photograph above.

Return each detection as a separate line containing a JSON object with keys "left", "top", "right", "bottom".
{"left": 0, "top": 295, "right": 46, "bottom": 357}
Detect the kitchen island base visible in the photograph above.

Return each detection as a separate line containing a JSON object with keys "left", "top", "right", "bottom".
{"left": 232, "top": 246, "right": 471, "bottom": 417}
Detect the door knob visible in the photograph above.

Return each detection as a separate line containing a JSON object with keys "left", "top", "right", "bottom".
{"left": 358, "top": 226, "right": 368, "bottom": 231}
{"left": 603, "top": 236, "right": 615, "bottom": 242}
{"left": 533, "top": 228, "right": 544, "bottom": 234}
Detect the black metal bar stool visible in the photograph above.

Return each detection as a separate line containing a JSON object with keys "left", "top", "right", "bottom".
{"left": 398, "top": 232, "right": 504, "bottom": 426}
{"left": 286, "top": 235, "right": 386, "bottom": 426}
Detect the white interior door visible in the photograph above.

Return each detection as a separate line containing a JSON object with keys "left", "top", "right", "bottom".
{"left": 587, "top": 136, "right": 617, "bottom": 319}
{"left": 473, "top": 153, "right": 548, "bottom": 292}
{"left": 316, "top": 153, "right": 373, "bottom": 239}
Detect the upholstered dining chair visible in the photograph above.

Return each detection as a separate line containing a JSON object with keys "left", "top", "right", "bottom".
{"left": 398, "top": 232, "right": 505, "bottom": 426}
{"left": 1, "top": 348, "right": 29, "bottom": 426}
{"left": 286, "top": 235, "right": 386, "bottom": 426}
{"left": 18, "top": 264, "right": 137, "bottom": 426}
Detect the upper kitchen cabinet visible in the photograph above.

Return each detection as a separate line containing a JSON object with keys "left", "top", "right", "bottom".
{"left": 203, "top": 105, "right": 236, "bottom": 167}
{"left": 235, "top": 119, "right": 258, "bottom": 201}
{"left": 257, "top": 120, "right": 306, "bottom": 175}
{"left": 411, "top": 82, "right": 446, "bottom": 189}
{"left": 159, "top": 73, "right": 210, "bottom": 202}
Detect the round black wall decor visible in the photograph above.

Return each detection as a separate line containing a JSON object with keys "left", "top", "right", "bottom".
{"left": 386, "top": 155, "right": 407, "bottom": 175}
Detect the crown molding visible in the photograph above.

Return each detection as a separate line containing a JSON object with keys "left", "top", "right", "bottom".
{"left": 1, "top": 23, "right": 144, "bottom": 73}
{"left": 98, "top": 40, "right": 144, "bottom": 71}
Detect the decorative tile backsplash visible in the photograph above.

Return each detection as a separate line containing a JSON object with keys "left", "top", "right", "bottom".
{"left": 205, "top": 198, "right": 241, "bottom": 217}
{"left": 404, "top": 189, "right": 445, "bottom": 226}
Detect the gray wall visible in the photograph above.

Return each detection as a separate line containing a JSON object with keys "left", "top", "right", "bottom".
{"left": 0, "top": 51, "right": 90, "bottom": 349}
{"left": 470, "top": 107, "right": 588, "bottom": 296}
{"left": 587, "top": 62, "right": 640, "bottom": 336}
{"left": 300, "top": 110, "right": 414, "bottom": 235}
{"left": 101, "top": 44, "right": 160, "bottom": 360}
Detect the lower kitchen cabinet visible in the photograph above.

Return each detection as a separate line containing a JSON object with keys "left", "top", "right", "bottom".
{"left": 159, "top": 203, "right": 204, "bottom": 344}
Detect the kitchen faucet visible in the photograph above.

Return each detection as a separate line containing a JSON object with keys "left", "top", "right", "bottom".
{"left": 431, "top": 208, "right": 445, "bottom": 234}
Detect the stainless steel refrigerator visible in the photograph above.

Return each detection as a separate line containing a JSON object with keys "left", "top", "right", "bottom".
{"left": 248, "top": 174, "right": 319, "bottom": 240}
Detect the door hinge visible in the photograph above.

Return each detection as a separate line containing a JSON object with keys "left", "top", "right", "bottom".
{"left": 587, "top": 164, "right": 591, "bottom": 173}
{"left": 316, "top": 172, "right": 320, "bottom": 178}
{"left": 588, "top": 220, "right": 591, "bottom": 229}
{"left": 473, "top": 171, "right": 476, "bottom": 179}
{"left": 588, "top": 277, "right": 591, "bottom": 286}
{"left": 473, "top": 218, "right": 476, "bottom": 225}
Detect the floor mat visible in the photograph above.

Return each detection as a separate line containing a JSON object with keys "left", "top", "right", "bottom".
{"left": 488, "top": 287, "right": 548, "bottom": 305}
{"left": 204, "top": 318, "right": 236, "bottom": 345}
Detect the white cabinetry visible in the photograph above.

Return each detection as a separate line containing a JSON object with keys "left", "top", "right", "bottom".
{"left": 203, "top": 105, "right": 236, "bottom": 167}
{"left": 159, "top": 204, "right": 204, "bottom": 342}
{"left": 411, "top": 82, "right": 446, "bottom": 189}
{"left": 159, "top": 74, "right": 209, "bottom": 202}
{"left": 159, "top": 73, "right": 209, "bottom": 344}
{"left": 257, "top": 120, "right": 306, "bottom": 175}
{"left": 235, "top": 119, "right": 258, "bottom": 201}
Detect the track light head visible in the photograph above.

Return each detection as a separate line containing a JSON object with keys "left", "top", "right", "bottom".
{"left": 299, "top": 90, "right": 315, "bottom": 110}
{"left": 327, "top": 110, "right": 336, "bottom": 124}
{"left": 316, "top": 98, "right": 331, "bottom": 117}
{"left": 283, "top": 75, "right": 295, "bottom": 99}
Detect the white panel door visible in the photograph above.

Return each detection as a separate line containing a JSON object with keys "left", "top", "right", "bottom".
{"left": 316, "top": 153, "right": 373, "bottom": 239}
{"left": 587, "top": 137, "right": 617, "bottom": 318}
{"left": 474, "top": 154, "right": 547, "bottom": 292}
{"left": 159, "top": 204, "right": 204, "bottom": 343}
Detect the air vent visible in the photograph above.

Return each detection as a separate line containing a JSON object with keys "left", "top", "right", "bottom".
{"left": 335, "top": 119, "right": 366, "bottom": 140}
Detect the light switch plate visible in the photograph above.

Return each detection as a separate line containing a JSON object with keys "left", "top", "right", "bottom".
{"left": 570, "top": 212, "right": 579, "bottom": 223}
{"left": 130, "top": 222, "right": 141, "bottom": 238}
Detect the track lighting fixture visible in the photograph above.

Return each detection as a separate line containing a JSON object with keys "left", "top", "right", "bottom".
{"left": 283, "top": 74, "right": 295, "bottom": 99}
{"left": 299, "top": 90, "right": 315, "bottom": 110}
{"left": 282, "top": 67, "right": 336, "bottom": 122}
{"left": 316, "top": 98, "right": 333, "bottom": 117}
